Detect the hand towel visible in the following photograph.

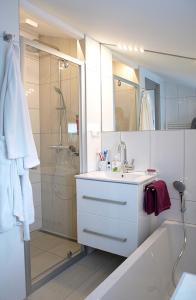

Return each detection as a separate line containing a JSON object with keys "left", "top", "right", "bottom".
{"left": 144, "top": 180, "right": 171, "bottom": 216}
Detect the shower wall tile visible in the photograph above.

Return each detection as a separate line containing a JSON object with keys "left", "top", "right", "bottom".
{"left": 33, "top": 134, "right": 40, "bottom": 157}
{"left": 32, "top": 183, "right": 42, "bottom": 207}
{"left": 184, "top": 130, "right": 196, "bottom": 201}
{"left": 29, "top": 109, "right": 40, "bottom": 134}
{"left": 150, "top": 130, "right": 184, "bottom": 200}
{"left": 30, "top": 170, "right": 41, "bottom": 184}
{"left": 121, "top": 131, "right": 150, "bottom": 171}
{"left": 25, "top": 82, "right": 39, "bottom": 109}
{"left": 50, "top": 56, "right": 59, "bottom": 82}
{"left": 40, "top": 83, "right": 51, "bottom": 133}
{"left": 24, "top": 54, "right": 39, "bottom": 84}
{"left": 39, "top": 55, "right": 51, "bottom": 84}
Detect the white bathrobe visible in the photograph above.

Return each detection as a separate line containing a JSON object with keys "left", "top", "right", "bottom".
{"left": 0, "top": 42, "right": 39, "bottom": 240}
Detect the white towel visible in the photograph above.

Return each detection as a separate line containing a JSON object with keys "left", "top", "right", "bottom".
{"left": 0, "top": 42, "right": 39, "bottom": 240}
{"left": 139, "top": 92, "right": 154, "bottom": 130}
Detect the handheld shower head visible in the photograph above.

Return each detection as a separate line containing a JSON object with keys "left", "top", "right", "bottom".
{"left": 54, "top": 86, "right": 63, "bottom": 96}
{"left": 173, "top": 181, "right": 186, "bottom": 195}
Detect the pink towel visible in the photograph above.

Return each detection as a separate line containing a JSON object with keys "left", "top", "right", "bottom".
{"left": 144, "top": 180, "right": 171, "bottom": 216}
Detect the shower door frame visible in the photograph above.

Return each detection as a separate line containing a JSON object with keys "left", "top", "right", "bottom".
{"left": 21, "top": 37, "right": 87, "bottom": 295}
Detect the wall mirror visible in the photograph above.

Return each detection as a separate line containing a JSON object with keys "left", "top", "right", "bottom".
{"left": 101, "top": 49, "right": 196, "bottom": 132}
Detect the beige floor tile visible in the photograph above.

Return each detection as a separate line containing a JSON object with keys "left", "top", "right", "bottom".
{"left": 30, "top": 231, "right": 46, "bottom": 241}
{"left": 31, "top": 252, "right": 63, "bottom": 279}
{"left": 30, "top": 246, "right": 44, "bottom": 258}
{"left": 28, "top": 280, "right": 72, "bottom": 300}
{"left": 29, "top": 251, "right": 123, "bottom": 300}
{"left": 49, "top": 240, "right": 81, "bottom": 258}
{"left": 31, "top": 234, "right": 66, "bottom": 252}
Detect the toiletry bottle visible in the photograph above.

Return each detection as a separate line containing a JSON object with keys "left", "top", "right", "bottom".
{"left": 112, "top": 155, "right": 121, "bottom": 172}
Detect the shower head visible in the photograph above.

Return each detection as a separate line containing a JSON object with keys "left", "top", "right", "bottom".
{"left": 54, "top": 87, "right": 66, "bottom": 112}
{"left": 173, "top": 181, "right": 186, "bottom": 195}
{"left": 118, "top": 80, "right": 121, "bottom": 87}
{"left": 59, "top": 59, "right": 69, "bottom": 69}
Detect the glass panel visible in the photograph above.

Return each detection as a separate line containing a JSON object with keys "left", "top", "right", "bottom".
{"left": 114, "top": 78, "right": 138, "bottom": 131}
{"left": 24, "top": 44, "right": 81, "bottom": 283}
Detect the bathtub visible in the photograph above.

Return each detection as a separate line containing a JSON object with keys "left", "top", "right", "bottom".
{"left": 86, "top": 221, "right": 196, "bottom": 300}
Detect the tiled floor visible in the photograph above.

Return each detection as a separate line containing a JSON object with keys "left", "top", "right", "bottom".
{"left": 28, "top": 250, "right": 124, "bottom": 300}
{"left": 30, "top": 231, "right": 81, "bottom": 280}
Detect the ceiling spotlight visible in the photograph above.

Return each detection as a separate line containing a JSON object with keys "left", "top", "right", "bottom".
{"left": 134, "top": 46, "right": 138, "bottom": 52}
{"left": 117, "top": 44, "right": 123, "bottom": 50}
{"left": 25, "top": 18, "right": 38, "bottom": 28}
{"left": 140, "top": 47, "right": 144, "bottom": 53}
{"left": 128, "top": 46, "right": 133, "bottom": 51}
{"left": 123, "top": 44, "right": 128, "bottom": 51}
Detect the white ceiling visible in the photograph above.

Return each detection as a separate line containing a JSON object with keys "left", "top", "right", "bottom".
{"left": 27, "top": 0, "right": 196, "bottom": 86}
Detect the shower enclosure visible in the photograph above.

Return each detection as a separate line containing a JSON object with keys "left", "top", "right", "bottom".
{"left": 21, "top": 38, "right": 85, "bottom": 293}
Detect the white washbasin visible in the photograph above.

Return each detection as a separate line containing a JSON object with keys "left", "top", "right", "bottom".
{"left": 75, "top": 171, "right": 156, "bottom": 185}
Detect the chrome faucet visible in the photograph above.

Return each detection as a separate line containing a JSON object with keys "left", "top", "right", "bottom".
{"left": 118, "top": 141, "right": 135, "bottom": 172}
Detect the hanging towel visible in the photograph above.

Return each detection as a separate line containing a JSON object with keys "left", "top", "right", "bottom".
{"left": 139, "top": 91, "right": 154, "bottom": 131}
{"left": 0, "top": 42, "right": 39, "bottom": 239}
{"left": 144, "top": 180, "right": 171, "bottom": 216}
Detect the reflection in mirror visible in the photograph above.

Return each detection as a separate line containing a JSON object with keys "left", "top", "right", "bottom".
{"left": 101, "top": 48, "right": 196, "bottom": 132}
{"left": 113, "top": 76, "right": 138, "bottom": 131}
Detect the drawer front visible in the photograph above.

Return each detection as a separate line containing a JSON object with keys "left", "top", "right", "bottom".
{"left": 77, "top": 213, "right": 138, "bottom": 257}
{"left": 76, "top": 179, "right": 138, "bottom": 222}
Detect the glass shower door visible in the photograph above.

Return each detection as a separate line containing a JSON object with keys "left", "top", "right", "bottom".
{"left": 23, "top": 42, "right": 83, "bottom": 287}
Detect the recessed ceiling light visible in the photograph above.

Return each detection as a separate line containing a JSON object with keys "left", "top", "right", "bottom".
{"left": 140, "top": 47, "right": 144, "bottom": 53}
{"left": 123, "top": 44, "right": 128, "bottom": 51}
{"left": 128, "top": 45, "right": 133, "bottom": 51}
{"left": 25, "top": 18, "right": 38, "bottom": 28}
{"left": 134, "top": 46, "right": 138, "bottom": 52}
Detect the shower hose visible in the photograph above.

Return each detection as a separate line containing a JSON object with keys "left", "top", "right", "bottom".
{"left": 172, "top": 193, "right": 187, "bottom": 287}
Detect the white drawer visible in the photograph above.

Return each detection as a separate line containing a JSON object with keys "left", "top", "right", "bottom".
{"left": 77, "top": 212, "right": 138, "bottom": 257}
{"left": 76, "top": 179, "right": 138, "bottom": 222}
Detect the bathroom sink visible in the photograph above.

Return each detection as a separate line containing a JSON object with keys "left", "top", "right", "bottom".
{"left": 75, "top": 171, "right": 156, "bottom": 185}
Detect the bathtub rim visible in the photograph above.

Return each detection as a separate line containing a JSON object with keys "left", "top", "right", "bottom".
{"left": 85, "top": 220, "right": 194, "bottom": 300}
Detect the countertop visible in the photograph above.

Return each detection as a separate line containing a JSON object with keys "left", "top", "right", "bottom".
{"left": 75, "top": 171, "right": 157, "bottom": 185}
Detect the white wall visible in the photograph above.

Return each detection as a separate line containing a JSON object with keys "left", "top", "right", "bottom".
{"left": 101, "top": 45, "right": 114, "bottom": 132}
{"left": 85, "top": 36, "right": 102, "bottom": 171}
{"left": 102, "top": 130, "right": 196, "bottom": 229}
{"left": 165, "top": 80, "right": 196, "bottom": 129}
{"left": 0, "top": 1, "right": 26, "bottom": 300}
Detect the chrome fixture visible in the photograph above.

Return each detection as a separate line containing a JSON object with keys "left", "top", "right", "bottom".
{"left": 54, "top": 86, "right": 67, "bottom": 148}
{"left": 59, "top": 59, "right": 69, "bottom": 69}
{"left": 118, "top": 141, "right": 135, "bottom": 172}
{"left": 172, "top": 180, "right": 187, "bottom": 287}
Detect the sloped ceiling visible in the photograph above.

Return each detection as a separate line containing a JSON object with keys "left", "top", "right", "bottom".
{"left": 27, "top": 0, "right": 196, "bottom": 86}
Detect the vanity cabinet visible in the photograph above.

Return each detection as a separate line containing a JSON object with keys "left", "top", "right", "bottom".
{"left": 76, "top": 175, "right": 154, "bottom": 257}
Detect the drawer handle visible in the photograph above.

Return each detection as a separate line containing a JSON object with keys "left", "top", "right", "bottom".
{"left": 82, "top": 195, "right": 127, "bottom": 206}
{"left": 83, "top": 228, "right": 127, "bottom": 243}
